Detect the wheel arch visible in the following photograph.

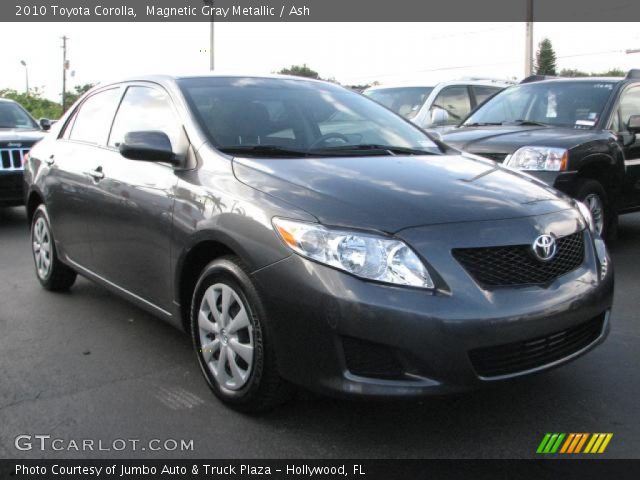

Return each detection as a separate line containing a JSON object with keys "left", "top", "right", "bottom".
{"left": 26, "top": 190, "right": 45, "bottom": 226}
{"left": 175, "top": 233, "right": 251, "bottom": 333}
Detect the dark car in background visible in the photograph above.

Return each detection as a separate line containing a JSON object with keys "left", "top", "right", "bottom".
{"left": 443, "top": 70, "right": 640, "bottom": 239}
{"left": 0, "top": 98, "right": 47, "bottom": 207}
{"left": 24, "top": 75, "right": 613, "bottom": 411}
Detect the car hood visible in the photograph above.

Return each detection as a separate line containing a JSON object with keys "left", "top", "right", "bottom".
{"left": 0, "top": 129, "right": 44, "bottom": 147}
{"left": 442, "top": 125, "right": 610, "bottom": 159}
{"left": 232, "top": 153, "right": 571, "bottom": 232}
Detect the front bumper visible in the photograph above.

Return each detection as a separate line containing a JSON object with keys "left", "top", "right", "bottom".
{"left": 251, "top": 212, "right": 613, "bottom": 398}
{"left": 0, "top": 171, "right": 25, "bottom": 206}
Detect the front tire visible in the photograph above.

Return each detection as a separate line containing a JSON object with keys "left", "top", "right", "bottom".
{"left": 31, "top": 204, "right": 77, "bottom": 291}
{"left": 575, "top": 179, "right": 615, "bottom": 240}
{"left": 190, "top": 256, "right": 294, "bottom": 412}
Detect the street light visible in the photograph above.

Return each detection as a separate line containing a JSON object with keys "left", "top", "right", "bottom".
{"left": 203, "top": 0, "right": 214, "bottom": 70}
{"left": 20, "top": 60, "right": 29, "bottom": 95}
{"left": 626, "top": 48, "right": 640, "bottom": 54}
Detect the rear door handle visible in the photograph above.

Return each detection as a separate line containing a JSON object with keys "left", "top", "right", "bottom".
{"left": 87, "top": 167, "right": 104, "bottom": 181}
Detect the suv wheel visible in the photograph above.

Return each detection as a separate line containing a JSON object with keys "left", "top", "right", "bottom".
{"left": 190, "top": 256, "right": 294, "bottom": 412}
{"left": 575, "top": 179, "right": 615, "bottom": 240}
{"left": 31, "top": 204, "right": 77, "bottom": 291}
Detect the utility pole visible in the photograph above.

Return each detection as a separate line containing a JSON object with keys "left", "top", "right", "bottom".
{"left": 202, "top": 0, "right": 214, "bottom": 70}
{"left": 61, "top": 35, "right": 69, "bottom": 112}
{"left": 525, "top": 0, "right": 534, "bottom": 76}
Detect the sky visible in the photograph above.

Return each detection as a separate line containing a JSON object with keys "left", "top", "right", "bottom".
{"left": 1, "top": 22, "right": 639, "bottom": 102}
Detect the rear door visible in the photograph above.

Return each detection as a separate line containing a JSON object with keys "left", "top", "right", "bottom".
{"left": 45, "top": 87, "right": 122, "bottom": 269}
{"left": 88, "top": 84, "right": 184, "bottom": 312}
{"left": 614, "top": 83, "right": 640, "bottom": 209}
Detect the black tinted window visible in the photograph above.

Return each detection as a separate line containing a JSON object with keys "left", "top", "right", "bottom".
{"left": 619, "top": 85, "right": 640, "bottom": 131}
{"left": 69, "top": 88, "right": 121, "bottom": 145}
{"left": 109, "top": 86, "right": 180, "bottom": 149}
{"left": 465, "top": 81, "right": 616, "bottom": 129}
{"left": 431, "top": 86, "right": 471, "bottom": 125}
{"left": 472, "top": 86, "right": 501, "bottom": 105}
{"left": 178, "top": 77, "right": 438, "bottom": 156}
{"left": 0, "top": 102, "right": 38, "bottom": 129}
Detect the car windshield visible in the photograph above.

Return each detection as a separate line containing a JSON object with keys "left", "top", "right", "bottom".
{"left": 178, "top": 77, "right": 439, "bottom": 157}
{"left": 463, "top": 80, "right": 617, "bottom": 129}
{"left": 364, "top": 87, "right": 433, "bottom": 119}
{"left": 0, "top": 101, "right": 39, "bottom": 129}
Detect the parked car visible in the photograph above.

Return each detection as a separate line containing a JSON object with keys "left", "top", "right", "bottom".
{"left": 443, "top": 70, "right": 640, "bottom": 239}
{"left": 0, "top": 98, "right": 48, "bottom": 207}
{"left": 24, "top": 75, "right": 612, "bottom": 411}
{"left": 363, "top": 79, "right": 510, "bottom": 134}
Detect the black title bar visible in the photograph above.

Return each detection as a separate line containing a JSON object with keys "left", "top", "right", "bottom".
{"left": 5, "top": 0, "right": 640, "bottom": 22}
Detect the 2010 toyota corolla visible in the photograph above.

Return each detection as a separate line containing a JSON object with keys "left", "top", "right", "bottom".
{"left": 24, "top": 75, "right": 613, "bottom": 411}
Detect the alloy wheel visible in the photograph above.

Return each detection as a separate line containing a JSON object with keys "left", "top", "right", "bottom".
{"left": 198, "top": 283, "right": 254, "bottom": 390}
{"left": 32, "top": 217, "right": 52, "bottom": 280}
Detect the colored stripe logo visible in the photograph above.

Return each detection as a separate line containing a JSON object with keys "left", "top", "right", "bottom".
{"left": 537, "top": 433, "right": 613, "bottom": 454}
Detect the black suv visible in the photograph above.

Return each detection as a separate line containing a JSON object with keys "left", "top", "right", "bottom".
{"left": 0, "top": 98, "right": 47, "bottom": 207}
{"left": 443, "top": 70, "right": 640, "bottom": 239}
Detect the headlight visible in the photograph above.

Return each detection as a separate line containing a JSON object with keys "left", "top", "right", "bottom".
{"left": 576, "top": 201, "right": 596, "bottom": 234}
{"left": 272, "top": 218, "right": 435, "bottom": 289}
{"left": 505, "top": 146, "right": 568, "bottom": 171}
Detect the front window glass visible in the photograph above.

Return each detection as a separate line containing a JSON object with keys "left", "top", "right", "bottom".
{"left": 0, "top": 102, "right": 39, "bottom": 129}
{"left": 109, "top": 86, "right": 181, "bottom": 149}
{"left": 364, "top": 87, "right": 433, "bottom": 119}
{"left": 619, "top": 85, "right": 640, "bottom": 131}
{"left": 69, "top": 88, "right": 121, "bottom": 145}
{"left": 179, "top": 77, "right": 439, "bottom": 157}
{"left": 464, "top": 81, "right": 616, "bottom": 129}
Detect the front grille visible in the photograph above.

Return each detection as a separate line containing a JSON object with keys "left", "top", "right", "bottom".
{"left": 342, "top": 336, "right": 405, "bottom": 379}
{"left": 0, "top": 148, "right": 29, "bottom": 172}
{"left": 452, "top": 231, "right": 585, "bottom": 287}
{"left": 478, "top": 152, "right": 508, "bottom": 163}
{"left": 469, "top": 313, "right": 606, "bottom": 378}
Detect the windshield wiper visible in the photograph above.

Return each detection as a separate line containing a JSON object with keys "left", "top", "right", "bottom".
{"left": 218, "top": 145, "right": 315, "bottom": 158}
{"left": 464, "top": 122, "right": 503, "bottom": 127}
{"left": 310, "top": 144, "right": 436, "bottom": 156}
{"left": 505, "top": 120, "right": 549, "bottom": 127}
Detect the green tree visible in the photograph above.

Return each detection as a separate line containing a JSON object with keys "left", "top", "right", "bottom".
{"left": 535, "top": 38, "right": 557, "bottom": 75}
{"left": 64, "top": 83, "right": 95, "bottom": 109}
{"left": 0, "top": 88, "right": 62, "bottom": 119}
{"left": 560, "top": 67, "right": 626, "bottom": 78}
{"left": 278, "top": 64, "right": 320, "bottom": 79}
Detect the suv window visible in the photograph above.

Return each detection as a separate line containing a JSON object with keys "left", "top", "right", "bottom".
{"left": 431, "top": 86, "right": 471, "bottom": 125}
{"left": 69, "top": 88, "right": 121, "bottom": 145}
{"left": 108, "top": 86, "right": 181, "bottom": 149}
{"left": 619, "top": 85, "right": 640, "bottom": 131}
{"left": 472, "top": 86, "right": 501, "bottom": 106}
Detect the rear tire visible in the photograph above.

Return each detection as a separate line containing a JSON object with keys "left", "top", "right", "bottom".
{"left": 190, "top": 255, "right": 294, "bottom": 412}
{"left": 574, "top": 179, "right": 615, "bottom": 241}
{"left": 31, "top": 204, "right": 77, "bottom": 291}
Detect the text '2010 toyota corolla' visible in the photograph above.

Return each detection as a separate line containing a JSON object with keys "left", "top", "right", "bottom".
{"left": 24, "top": 75, "right": 613, "bottom": 411}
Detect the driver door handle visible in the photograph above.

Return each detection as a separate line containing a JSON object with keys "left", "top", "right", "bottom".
{"left": 87, "top": 166, "right": 104, "bottom": 181}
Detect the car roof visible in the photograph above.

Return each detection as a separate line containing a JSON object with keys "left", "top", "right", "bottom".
{"left": 522, "top": 76, "right": 625, "bottom": 85}
{"left": 0, "top": 97, "right": 19, "bottom": 104}
{"left": 365, "top": 79, "right": 512, "bottom": 91}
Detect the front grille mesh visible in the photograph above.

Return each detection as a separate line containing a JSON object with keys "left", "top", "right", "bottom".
{"left": 469, "top": 313, "right": 605, "bottom": 378}
{"left": 0, "top": 148, "right": 28, "bottom": 171}
{"left": 452, "top": 231, "right": 585, "bottom": 287}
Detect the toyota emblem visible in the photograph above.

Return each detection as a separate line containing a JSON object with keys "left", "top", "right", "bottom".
{"left": 532, "top": 234, "right": 557, "bottom": 262}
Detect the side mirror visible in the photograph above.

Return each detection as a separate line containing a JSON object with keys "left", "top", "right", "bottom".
{"left": 39, "top": 118, "right": 51, "bottom": 131}
{"left": 430, "top": 107, "right": 450, "bottom": 126}
{"left": 628, "top": 115, "right": 640, "bottom": 134}
{"left": 119, "top": 131, "right": 178, "bottom": 164}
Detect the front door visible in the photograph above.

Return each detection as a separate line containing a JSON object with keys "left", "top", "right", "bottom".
{"left": 88, "top": 84, "right": 185, "bottom": 312}
{"left": 616, "top": 84, "right": 640, "bottom": 209}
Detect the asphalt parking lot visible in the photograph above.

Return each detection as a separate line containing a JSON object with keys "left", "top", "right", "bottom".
{"left": 1, "top": 206, "right": 639, "bottom": 459}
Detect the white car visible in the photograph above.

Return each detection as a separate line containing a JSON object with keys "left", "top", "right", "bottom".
{"left": 363, "top": 79, "right": 511, "bottom": 134}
